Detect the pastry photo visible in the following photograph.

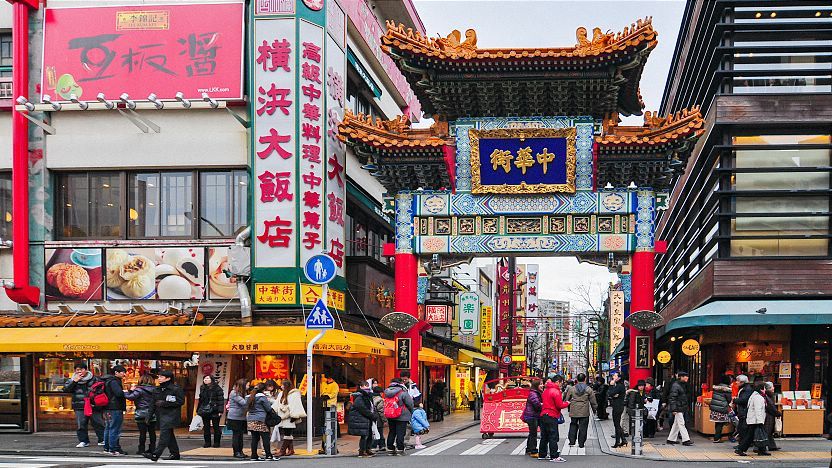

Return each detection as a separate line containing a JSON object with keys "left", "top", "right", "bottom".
{"left": 44, "top": 248, "right": 104, "bottom": 302}
{"left": 105, "top": 247, "right": 205, "bottom": 300}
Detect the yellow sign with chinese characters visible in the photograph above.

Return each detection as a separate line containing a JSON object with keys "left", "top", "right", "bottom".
{"left": 300, "top": 285, "right": 346, "bottom": 310}
{"left": 254, "top": 283, "right": 297, "bottom": 305}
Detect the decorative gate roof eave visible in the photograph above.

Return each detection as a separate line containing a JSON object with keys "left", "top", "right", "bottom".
{"left": 381, "top": 17, "right": 658, "bottom": 119}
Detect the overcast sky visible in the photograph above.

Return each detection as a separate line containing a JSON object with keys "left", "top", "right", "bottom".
{"left": 414, "top": 0, "right": 686, "bottom": 307}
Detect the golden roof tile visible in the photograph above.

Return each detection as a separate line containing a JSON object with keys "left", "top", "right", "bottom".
{"left": 338, "top": 111, "right": 451, "bottom": 150}
{"left": 597, "top": 106, "right": 704, "bottom": 147}
{"left": 0, "top": 311, "right": 203, "bottom": 328}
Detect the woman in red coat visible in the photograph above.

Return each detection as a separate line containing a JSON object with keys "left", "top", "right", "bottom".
{"left": 539, "top": 376, "right": 570, "bottom": 462}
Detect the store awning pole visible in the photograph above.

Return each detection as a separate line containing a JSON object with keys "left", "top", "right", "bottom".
{"left": 307, "top": 328, "right": 326, "bottom": 455}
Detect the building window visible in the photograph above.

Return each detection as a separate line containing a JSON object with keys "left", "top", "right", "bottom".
{"left": 57, "top": 170, "right": 246, "bottom": 240}
{"left": 0, "top": 33, "right": 11, "bottom": 67}
{"left": 479, "top": 271, "right": 492, "bottom": 296}
{"left": 344, "top": 210, "right": 392, "bottom": 261}
{"left": 0, "top": 173, "right": 11, "bottom": 240}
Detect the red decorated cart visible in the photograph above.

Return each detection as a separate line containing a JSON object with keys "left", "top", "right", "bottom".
{"left": 480, "top": 376, "right": 540, "bottom": 438}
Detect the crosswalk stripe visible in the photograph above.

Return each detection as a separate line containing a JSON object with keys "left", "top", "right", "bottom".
{"left": 460, "top": 439, "right": 505, "bottom": 455}
{"left": 90, "top": 465, "right": 206, "bottom": 468}
{"left": 510, "top": 440, "right": 528, "bottom": 455}
{"left": 412, "top": 438, "right": 467, "bottom": 456}
{"left": 560, "top": 444, "right": 587, "bottom": 456}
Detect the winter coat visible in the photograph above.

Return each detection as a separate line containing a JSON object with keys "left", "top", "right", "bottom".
{"left": 372, "top": 394, "right": 387, "bottom": 427}
{"left": 565, "top": 383, "right": 598, "bottom": 418}
{"left": 540, "top": 381, "right": 569, "bottom": 419}
{"left": 320, "top": 380, "right": 339, "bottom": 405}
{"left": 624, "top": 389, "right": 646, "bottom": 416}
{"left": 347, "top": 389, "right": 376, "bottom": 436}
{"left": 246, "top": 392, "right": 271, "bottom": 423}
{"left": 708, "top": 385, "right": 732, "bottom": 415}
{"left": 153, "top": 380, "right": 185, "bottom": 430}
{"left": 595, "top": 382, "right": 609, "bottom": 402}
{"left": 124, "top": 385, "right": 156, "bottom": 418}
{"left": 763, "top": 393, "right": 780, "bottom": 435}
{"left": 274, "top": 389, "right": 306, "bottom": 428}
{"left": 101, "top": 375, "right": 126, "bottom": 411}
{"left": 62, "top": 372, "right": 99, "bottom": 411}
{"left": 411, "top": 408, "right": 430, "bottom": 434}
{"left": 383, "top": 383, "right": 414, "bottom": 422}
{"left": 735, "top": 384, "right": 754, "bottom": 419}
{"left": 227, "top": 389, "right": 248, "bottom": 421}
{"left": 197, "top": 383, "right": 225, "bottom": 418}
{"left": 668, "top": 380, "right": 689, "bottom": 414}
{"left": 746, "top": 391, "right": 766, "bottom": 425}
{"left": 608, "top": 381, "right": 626, "bottom": 410}
{"left": 522, "top": 388, "right": 543, "bottom": 423}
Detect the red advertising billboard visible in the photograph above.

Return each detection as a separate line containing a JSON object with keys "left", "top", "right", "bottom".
{"left": 41, "top": 3, "right": 244, "bottom": 102}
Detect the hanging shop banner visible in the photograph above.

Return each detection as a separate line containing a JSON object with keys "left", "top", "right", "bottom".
{"left": 526, "top": 264, "right": 539, "bottom": 319}
{"left": 425, "top": 304, "right": 449, "bottom": 324}
{"left": 255, "top": 355, "right": 291, "bottom": 381}
{"left": 497, "top": 262, "right": 510, "bottom": 346}
{"left": 609, "top": 290, "right": 625, "bottom": 353}
{"left": 480, "top": 305, "right": 493, "bottom": 353}
{"left": 657, "top": 350, "right": 671, "bottom": 364}
{"left": 635, "top": 335, "right": 650, "bottom": 369}
{"left": 41, "top": 3, "right": 244, "bottom": 101}
{"left": 681, "top": 339, "right": 700, "bottom": 356}
{"left": 195, "top": 354, "right": 232, "bottom": 403}
{"left": 459, "top": 292, "right": 479, "bottom": 335}
{"left": 396, "top": 338, "right": 411, "bottom": 370}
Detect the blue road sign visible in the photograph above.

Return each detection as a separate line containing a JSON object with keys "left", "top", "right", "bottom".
{"left": 306, "top": 298, "right": 334, "bottom": 329}
{"left": 304, "top": 254, "right": 337, "bottom": 285}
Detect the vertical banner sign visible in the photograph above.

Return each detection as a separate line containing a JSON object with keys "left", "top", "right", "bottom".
{"left": 324, "top": 0, "right": 347, "bottom": 277}
{"left": 396, "top": 338, "right": 411, "bottom": 370}
{"left": 480, "top": 305, "right": 493, "bottom": 353}
{"left": 635, "top": 335, "right": 650, "bottom": 369}
{"left": 609, "top": 290, "right": 625, "bottom": 353}
{"left": 526, "top": 264, "right": 539, "bottom": 323}
{"left": 194, "top": 354, "right": 232, "bottom": 412}
{"left": 513, "top": 265, "right": 526, "bottom": 356}
{"left": 497, "top": 262, "right": 510, "bottom": 346}
{"left": 459, "top": 292, "right": 479, "bottom": 335}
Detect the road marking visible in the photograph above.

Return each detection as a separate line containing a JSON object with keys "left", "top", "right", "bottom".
{"left": 510, "top": 440, "right": 528, "bottom": 455}
{"left": 561, "top": 444, "right": 587, "bottom": 456}
{"left": 4, "top": 456, "right": 251, "bottom": 466}
{"left": 412, "top": 438, "right": 467, "bottom": 456}
{"left": 460, "top": 438, "right": 505, "bottom": 455}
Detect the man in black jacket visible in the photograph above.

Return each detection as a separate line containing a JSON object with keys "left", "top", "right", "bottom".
{"left": 145, "top": 370, "right": 185, "bottom": 462}
{"left": 608, "top": 373, "right": 627, "bottom": 447}
{"left": 733, "top": 375, "right": 753, "bottom": 450}
{"left": 594, "top": 375, "right": 609, "bottom": 420}
{"left": 62, "top": 361, "right": 104, "bottom": 447}
{"left": 102, "top": 365, "right": 128, "bottom": 455}
{"left": 666, "top": 372, "right": 693, "bottom": 446}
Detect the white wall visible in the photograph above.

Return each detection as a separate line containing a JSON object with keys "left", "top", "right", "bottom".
{"left": 0, "top": 2, "right": 11, "bottom": 30}
{"left": 46, "top": 109, "right": 247, "bottom": 169}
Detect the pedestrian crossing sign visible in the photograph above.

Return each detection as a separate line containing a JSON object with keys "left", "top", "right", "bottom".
{"left": 306, "top": 298, "right": 334, "bottom": 329}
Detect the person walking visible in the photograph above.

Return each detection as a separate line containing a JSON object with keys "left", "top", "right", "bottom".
{"left": 667, "top": 371, "right": 693, "bottom": 446}
{"left": 594, "top": 375, "right": 609, "bottom": 420}
{"left": 227, "top": 378, "right": 249, "bottom": 459}
{"left": 429, "top": 379, "right": 446, "bottom": 422}
{"left": 735, "top": 381, "right": 770, "bottom": 456}
{"left": 608, "top": 373, "right": 627, "bottom": 448}
{"left": 384, "top": 377, "right": 414, "bottom": 455}
{"left": 565, "top": 373, "right": 597, "bottom": 449}
{"left": 102, "top": 365, "right": 127, "bottom": 455}
{"left": 371, "top": 385, "right": 387, "bottom": 452}
{"left": 644, "top": 378, "right": 660, "bottom": 438}
{"left": 196, "top": 375, "right": 225, "bottom": 448}
{"left": 124, "top": 374, "right": 156, "bottom": 456}
{"left": 62, "top": 361, "right": 104, "bottom": 448}
{"left": 539, "top": 376, "right": 570, "bottom": 462}
{"left": 348, "top": 380, "right": 377, "bottom": 457}
{"left": 763, "top": 382, "right": 780, "bottom": 452}
{"left": 274, "top": 379, "right": 306, "bottom": 457}
{"left": 521, "top": 379, "right": 543, "bottom": 457}
{"left": 625, "top": 380, "right": 647, "bottom": 438}
{"left": 709, "top": 375, "right": 733, "bottom": 443}
{"left": 245, "top": 383, "right": 274, "bottom": 461}
{"left": 733, "top": 375, "right": 753, "bottom": 449}
{"left": 144, "top": 370, "right": 185, "bottom": 462}
{"left": 411, "top": 403, "right": 430, "bottom": 449}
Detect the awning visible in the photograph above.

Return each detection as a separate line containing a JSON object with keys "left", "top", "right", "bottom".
{"left": 418, "top": 347, "right": 454, "bottom": 365}
{"left": 659, "top": 300, "right": 832, "bottom": 338}
{"left": 0, "top": 326, "right": 393, "bottom": 356}
{"left": 458, "top": 349, "right": 498, "bottom": 370}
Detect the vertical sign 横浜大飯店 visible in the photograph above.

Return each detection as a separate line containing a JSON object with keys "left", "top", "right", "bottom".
{"left": 396, "top": 338, "right": 411, "bottom": 370}
{"left": 480, "top": 305, "right": 493, "bottom": 353}
{"left": 459, "top": 292, "right": 479, "bottom": 335}
{"left": 635, "top": 335, "right": 650, "bottom": 369}
{"left": 609, "top": 290, "right": 625, "bottom": 353}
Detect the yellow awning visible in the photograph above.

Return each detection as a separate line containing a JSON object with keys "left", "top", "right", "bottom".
{"left": 458, "top": 349, "right": 498, "bottom": 370}
{"left": 418, "top": 347, "right": 454, "bottom": 365}
{"left": 0, "top": 326, "right": 393, "bottom": 357}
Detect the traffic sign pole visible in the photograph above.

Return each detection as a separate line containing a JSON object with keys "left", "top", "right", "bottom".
{"left": 306, "top": 328, "right": 326, "bottom": 455}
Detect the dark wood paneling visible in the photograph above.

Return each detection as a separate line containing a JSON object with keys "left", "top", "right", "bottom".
{"left": 713, "top": 259, "right": 832, "bottom": 297}
{"left": 659, "top": 262, "right": 714, "bottom": 323}
{"left": 716, "top": 94, "right": 832, "bottom": 125}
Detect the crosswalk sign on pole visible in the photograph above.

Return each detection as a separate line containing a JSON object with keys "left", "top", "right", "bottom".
{"left": 306, "top": 298, "right": 334, "bottom": 329}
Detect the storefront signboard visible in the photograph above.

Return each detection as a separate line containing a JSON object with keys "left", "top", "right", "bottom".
{"left": 778, "top": 362, "right": 792, "bottom": 379}
{"left": 609, "top": 290, "right": 625, "bottom": 353}
{"left": 41, "top": 3, "right": 245, "bottom": 102}
{"left": 480, "top": 305, "right": 493, "bottom": 353}
{"left": 526, "top": 264, "right": 538, "bottom": 319}
{"left": 497, "top": 262, "right": 510, "bottom": 346}
{"left": 657, "top": 350, "right": 671, "bottom": 364}
{"left": 425, "top": 304, "right": 449, "bottom": 324}
{"left": 255, "top": 283, "right": 298, "bottom": 304}
{"left": 748, "top": 360, "right": 765, "bottom": 374}
{"left": 635, "top": 335, "right": 650, "bottom": 369}
{"left": 256, "top": 355, "right": 291, "bottom": 380}
{"left": 396, "top": 338, "right": 411, "bottom": 369}
{"left": 681, "top": 339, "right": 700, "bottom": 356}
{"left": 459, "top": 292, "right": 479, "bottom": 335}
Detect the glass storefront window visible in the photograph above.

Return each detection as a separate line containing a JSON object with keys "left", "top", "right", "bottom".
{"left": 128, "top": 173, "right": 161, "bottom": 238}
{"left": 734, "top": 6, "right": 832, "bottom": 23}
{"left": 730, "top": 238, "right": 828, "bottom": 257}
{"left": 199, "top": 170, "right": 248, "bottom": 237}
{"left": 733, "top": 52, "right": 831, "bottom": 72}
{"left": 733, "top": 76, "right": 831, "bottom": 94}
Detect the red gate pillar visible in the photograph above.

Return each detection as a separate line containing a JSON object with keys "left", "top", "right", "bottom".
{"left": 394, "top": 252, "right": 422, "bottom": 383}
{"left": 629, "top": 250, "right": 655, "bottom": 387}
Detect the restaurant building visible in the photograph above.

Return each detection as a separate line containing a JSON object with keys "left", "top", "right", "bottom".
{"left": 656, "top": 0, "right": 832, "bottom": 436}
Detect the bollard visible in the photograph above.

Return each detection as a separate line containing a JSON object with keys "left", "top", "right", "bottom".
{"left": 631, "top": 408, "right": 643, "bottom": 456}
{"left": 323, "top": 406, "right": 338, "bottom": 455}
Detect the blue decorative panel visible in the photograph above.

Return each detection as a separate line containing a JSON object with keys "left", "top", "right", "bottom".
{"left": 395, "top": 192, "right": 415, "bottom": 253}
{"left": 597, "top": 191, "right": 631, "bottom": 214}
{"left": 415, "top": 234, "right": 635, "bottom": 255}
{"left": 419, "top": 192, "right": 450, "bottom": 216}
{"left": 634, "top": 190, "right": 656, "bottom": 250}
{"left": 620, "top": 274, "right": 632, "bottom": 303}
{"left": 417, "top": 276, "right": 429, "bottom": 304}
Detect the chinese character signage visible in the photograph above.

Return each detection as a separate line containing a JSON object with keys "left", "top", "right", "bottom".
{"left": 497, "top": 261, "right": 510, "bottom": 346}
{"left": 526, "top": 264, "right": 539, "bottom": 321}
{"left": 256, "top": 355, "right": 290, "bottom": 380}
{"left": 469, "top": 128, "right": 576, "bottom": 194}
{"left": 396, "top": 338, "right": 411, "bottom": 370}
{"left": 635, "top": 335, "right": 650, "bottom": 369}
{"left": 480, "top": 305, "right": 493, "bottom": 353}
{"left": 42, "top": 3, "right": 244, "bottom": 101}
{"left": 425, "top": 304, "right": 449, "bottom": 324}
{"left": 609, "top": 290, "right": 625, "bottom": 352}
{"left": 459, "top": 292, "right": 479, "bottom": 335}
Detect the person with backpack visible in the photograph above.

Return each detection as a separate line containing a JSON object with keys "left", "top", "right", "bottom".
{"left": 125, "top": 373, "right": 157, "bottom": 456}
{"left": 348, "top": 380, "right": 378, "bottom": 457}
{"left": 144, "top": 370, "right": 185, "bottom": 462}
{"left": 101, "top": 365, "right": 127, "bottom": 455}
{"left": 196, "top": 375, "right": 225, "bottom": 448}
{"left": 62, "top": 361, "right": 104, "bottom": 448}
{"left": 565, "top": 373, "right": 598, "bottom": 449}
{"left": 383, "top": 377, "right": 414, "bottom": 455}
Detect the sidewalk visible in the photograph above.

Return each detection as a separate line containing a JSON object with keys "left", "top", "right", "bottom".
{"left": 593, "top": 410, "right": 831, "bottom": 462}
{"left": 0, "top": 410, "right": 478, "bottom": 460}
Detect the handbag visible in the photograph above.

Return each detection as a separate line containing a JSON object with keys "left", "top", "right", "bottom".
{"left": 556, "top": 414, "right": 565, "bottom": 424}
{"left": 753, "top": 426, "right": 769, "bottom": 449}
{"left": 265, "top": 408, "right": 282, "bottom": 427}
{"left": 134, "top": 407, "right": 151, "bottom": 421}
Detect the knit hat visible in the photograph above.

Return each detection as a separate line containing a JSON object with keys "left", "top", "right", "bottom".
{"left": 636, "top": 380, "right": 646, "bottom": 387}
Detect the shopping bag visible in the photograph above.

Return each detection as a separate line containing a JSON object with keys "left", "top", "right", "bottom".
{"left": 645, "top": 400, "right": 660, "bottom": 420}
{"left": 372, "top": 421, "right": 381, "bottom": 440}
{"left": 774, "top": 417, "right": 783, "bottom": 434}
{"left": 270, "top": 425, "right": 282, "bottom": 444}
{"left": 189, "top": 414, "right": 204, "bottom": 432}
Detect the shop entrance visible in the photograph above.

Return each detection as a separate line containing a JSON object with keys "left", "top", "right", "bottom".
{"left": 0, "top": 356, "right": 29, "bottom": 432}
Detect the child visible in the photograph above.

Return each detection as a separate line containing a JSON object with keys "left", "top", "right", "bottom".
{"left": 410, "top": 403, "right": 430, "bottom": 449}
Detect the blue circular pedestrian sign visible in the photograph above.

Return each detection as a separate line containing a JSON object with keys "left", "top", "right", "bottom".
{"left": 304, "top": 254, "right": 336, "bottom": 285}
